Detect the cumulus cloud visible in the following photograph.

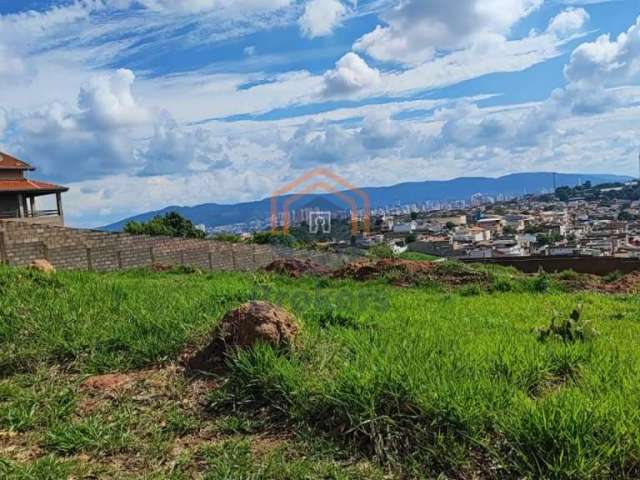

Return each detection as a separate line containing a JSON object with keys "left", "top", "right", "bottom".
{"left": 323, "top": 52, "right": 381, "bottom": 96}
{"left": 9, "top": 69, "right": 150, "bottom": 182}
{"left": 299, "top": 0, "right": 348, "bottom": 38}
{"left": 354, "top": 0, "right": 543, "bottom": 64}
{"left": 564, "top": 16, "right": 640, "bottom": 86}
{"left": 547, "top": 8, "right": 590, "bottom": 38}
{"left": 141, "top": 113, "right": 232, "bottom": 175}
{"left": 286, "top": 121, "right": 364, "bottom": 167}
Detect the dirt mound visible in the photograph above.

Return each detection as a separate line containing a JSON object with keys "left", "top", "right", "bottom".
{"left": 264, "top": 258, "right": 331, "bottom": 278}
{"left": 333, "top": 258, "right": 435, "bottom": 281}
{"left": 597, "top": 272, "right": 640, "bottom": 294}
{"left": 30, "top": 259, "right": 55, "bottom": 274}
{"left": 333, "top": 259, "right": 487, "bottom": 287}
{"left": 187, "top": 302, "right": 299, "bottom": 372}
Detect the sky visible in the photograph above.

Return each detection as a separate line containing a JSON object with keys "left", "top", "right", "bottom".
{"left": 0, "top": 0, "right": 639, "bottom": 227}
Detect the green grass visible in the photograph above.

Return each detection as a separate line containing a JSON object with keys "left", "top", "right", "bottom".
{"left": 1, "top": 266, "right": 640, "bottom": 478}
{"left": 398, "top": 251, "right": 440, "bottom": 261}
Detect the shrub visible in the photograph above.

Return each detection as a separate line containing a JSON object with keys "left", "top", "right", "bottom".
{"left": 535, "top": 306, "right": 599, "bottom": 343}
{"left": 532, "top": 273, "right": 552, "bottom": 293}
{"left": 368, "top": 244, "right": 396, "bottom": 259}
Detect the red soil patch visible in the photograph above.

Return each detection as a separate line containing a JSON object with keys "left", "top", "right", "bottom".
{"left": 81, "top": 373, "right": 136, "bottom": 393}
{"left": 264, "top": 258, "right": 331, "bottom": 278}
{"left": 597, "top": 272, "right": 640, "bottom": 294}
{"left": 333, "top": 259, "right": 488, "bottom": 287}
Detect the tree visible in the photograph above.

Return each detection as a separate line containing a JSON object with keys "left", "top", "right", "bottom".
{"left": 124, "top": 212, "right": 206, "bottom": 239}
{"left": 406, "top": 233, "right": 417, "bottom": 244}
{"left": 446, "top": 221, "right": 456, "bottom": 230}
{"left": 503, "top": 225, "right": 517, "bottom": 235}
{"left": 618, "top": 211, "right": 634, "bottom": 221}
{"left": 410, "top": 212, "right": 419, "bottom": 220}
{"left": 252, "top": 231, "right": 297, "bottom": 247}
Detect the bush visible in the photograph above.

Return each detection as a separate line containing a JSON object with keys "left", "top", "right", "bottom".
{"left": 535, "top": 306, "right": 599, "bottom": 343}
{"left": 531, "top": 273, "right": 552, "bottom": 293}
{"left": 368, "top": 244, "right": 396, "bottom": 259}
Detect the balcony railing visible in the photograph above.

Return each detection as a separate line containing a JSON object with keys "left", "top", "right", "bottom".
{"left": 0, "top": 209, "right": 60, "bottom": 219}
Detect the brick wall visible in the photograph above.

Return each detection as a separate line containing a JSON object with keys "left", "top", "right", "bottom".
{"left": 0, "top": 220, "right": 357, "bottom": 272}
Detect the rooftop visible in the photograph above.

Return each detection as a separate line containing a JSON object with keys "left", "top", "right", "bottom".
{"left": 0, "top": 179, "right": 69, "bottom": 194}
{"left": 0, "top": 152, "right": 34, "bottom": 171}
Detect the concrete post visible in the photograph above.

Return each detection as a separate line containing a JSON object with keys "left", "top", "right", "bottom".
{"left": 86, "top": 247, "right": 93, "bottom": 271}
{"left": 0, "top": 228, "right": 7, "bottom": 264}
{"left": 55, "top": 193, "right": 63, "bottom": 217}
{"left": 17, "top": 194, "right": 24, "bottom": 218}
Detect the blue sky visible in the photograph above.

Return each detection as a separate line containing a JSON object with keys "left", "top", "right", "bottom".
{"left": 0, "top": 0, "right": 638, "bottom": 226}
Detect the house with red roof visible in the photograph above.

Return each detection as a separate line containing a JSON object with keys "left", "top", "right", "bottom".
{"left": 0, "top": 152, "right": 68, "bottom": 226}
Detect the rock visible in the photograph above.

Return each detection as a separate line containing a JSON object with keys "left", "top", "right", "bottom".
{"left": 186, "top": 302, "right": 299, "bottom": 372}
{"left": 30, "top": 259, "right": 55, "bottom": 274}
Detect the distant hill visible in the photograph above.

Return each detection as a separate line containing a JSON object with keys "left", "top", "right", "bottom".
{"left": 101, "top": 172, "right": 632, "bottom": 231}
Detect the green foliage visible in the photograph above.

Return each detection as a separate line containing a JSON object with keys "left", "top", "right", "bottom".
{"left": 367, "top": 243, "right": 396, "bottom": 259}
{"left": 212, "top": 232, "right": 243, "bottom": 243}
{"left": 604, "top": 270, "right": 624, "bottom": 284}
{"left": 1, "top": 266, "right": 640, "bottom": 478}
{"left": 532, "top": 272, "right": 552, "bottom": 293}
{"left": 503, "top": 225, "right": 517, "bottom": 235}
{"left": 399, "top": 251, "right": 438, "bottom": 261}
{"left": 536, "top": 306, "right": 599, "bottom": 343}
{"left": 124, "top": 212, "right": 206, "bottom": 239}
{"left": 252, "top": 231, "right": 297, "bottom": 247}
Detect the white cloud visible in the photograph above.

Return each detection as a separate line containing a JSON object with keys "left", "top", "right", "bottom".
{"left": 8, "top": 69, "right": 150, "bottom": 182}
{"left": 299, "top": 0, "right": 348, "bottom": 38}
{"left": 354, "top": 0, "right": 543, "bottom": 65}
{"left": 141, "top": 113, "right": 232, "bottom": 175}
{"left": 136, "top": 0, "right": 292, "bottom": 14}
{"left": 547, "top": 8, "right": 590, "bottom": 38}
{"left": 0, "top": 43, "right": 26, "bottom": 80}
{"left": 286, "top": 121, "right": 365, "bottom": 167}
{"left": 564, "top": 16, "right": 640, "bottom": 86}
{"left": 0, "top": 108, "right": 7, "bottom": 139}
{"left": 323, "top": 52, "right": 381, "bottom": 95}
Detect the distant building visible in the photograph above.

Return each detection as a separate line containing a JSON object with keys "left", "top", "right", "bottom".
{"left": 0, "top": 152, "right": 68, "bottom": 226}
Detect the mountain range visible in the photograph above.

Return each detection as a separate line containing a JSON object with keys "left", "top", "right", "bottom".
{"left": 102, "top": 172, "right": 633, "bottom": 231}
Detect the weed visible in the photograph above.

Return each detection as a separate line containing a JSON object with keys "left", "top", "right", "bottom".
{"left": 536, "top": 306, "right": 599, "bottom": 343}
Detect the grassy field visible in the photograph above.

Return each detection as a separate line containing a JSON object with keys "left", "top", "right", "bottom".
{"left": 1, "top": 265, "right": 640, "bottom": 479}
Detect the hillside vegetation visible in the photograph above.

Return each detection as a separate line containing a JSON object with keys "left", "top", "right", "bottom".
{"left": 1, "top": 265, "right": 640, "bottom": 479}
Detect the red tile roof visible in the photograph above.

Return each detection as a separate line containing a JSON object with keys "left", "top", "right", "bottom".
{"left": 0, "top": 152, "right": 34, "bottom": 170}
{"left": 0, "top": 179, "right": 68, "bottom": 193}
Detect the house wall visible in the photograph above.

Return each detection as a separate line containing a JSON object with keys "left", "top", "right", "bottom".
{"left": 0, "top": 194, "right": 18, "bottom": 216}
{"left": 0, "top": 170, "right": 24, "bottom": 180}
{"left": 0, "top": 220, "right": 358, "bottom": 272}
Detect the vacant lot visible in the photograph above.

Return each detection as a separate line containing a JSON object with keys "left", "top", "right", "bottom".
{"left": 1, "top": 264, "right": 639, "bottom": 479}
